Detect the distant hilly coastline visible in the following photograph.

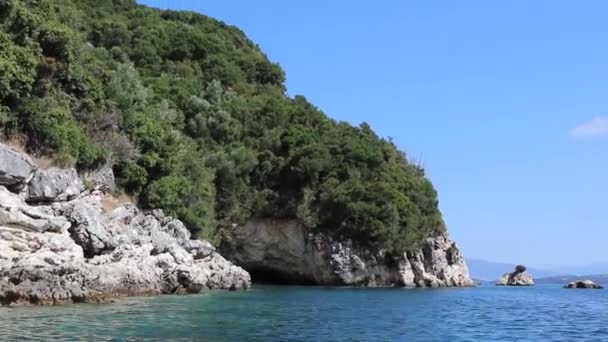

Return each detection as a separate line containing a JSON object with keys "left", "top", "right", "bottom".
{"left": 534, "top": 274, "right": 608, "bottom": 285}
{"left": 466, "top": 259, "right": 559, "bottom": 281}
{"left": 467, "top": 258, "right": 608, "bottom": 282}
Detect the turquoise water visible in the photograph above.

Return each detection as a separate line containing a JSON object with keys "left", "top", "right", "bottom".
{"left": 0, "top": 285, "right": 606, "bottom": 341}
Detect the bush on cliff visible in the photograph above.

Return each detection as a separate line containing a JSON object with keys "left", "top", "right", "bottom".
{"left": 0, "top": 0, "right": 442, "bottom": 251}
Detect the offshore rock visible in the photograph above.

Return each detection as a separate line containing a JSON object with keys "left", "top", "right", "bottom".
{"left": 221, "top": 218, "right": 474, "bottom": 287}
{"left": 564, "top": 280, "right": 603, "bottom": 289}
{"left": 496, "top": 265, "right": 535, "bottom": 286}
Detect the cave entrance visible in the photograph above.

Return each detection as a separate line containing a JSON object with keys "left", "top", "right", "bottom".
{"left": 248, "top": 268, "right": 317, "bottom": 285}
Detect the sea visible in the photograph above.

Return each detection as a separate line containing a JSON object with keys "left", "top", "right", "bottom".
{"left": 0, "top": 284, "right": 606, "bottom": 341}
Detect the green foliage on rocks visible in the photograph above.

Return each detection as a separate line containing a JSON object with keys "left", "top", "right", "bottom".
{"left": 0, "top": 0, "right": 443, "bottom": 251}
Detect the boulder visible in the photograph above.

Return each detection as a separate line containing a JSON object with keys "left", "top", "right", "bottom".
{"left": 58, "top": 196, "right": 116, "bottom": 257}
{"left": 496, "top": 265, "right": 534, "bottom": 286}
{"left": 28, "top": 168, "right": 84, "bottom": 202}
{"left": 0, "top": 144, "right": 35, "bottom": 191}
{"left": 183, "top": 239, "right": 216, "bottom": 260}
{"left": 564, "top": 280, "right": 604, "bottom": 289}
{"left": 82, "top": 165, "right": 116, "bottom": 193}
{"left": 0, "top": 187, "right": 70, "bottom": 233}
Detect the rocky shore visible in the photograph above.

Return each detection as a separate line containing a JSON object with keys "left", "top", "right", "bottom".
{"left": 0, "top": 142, "right": 474, "bottom": 306}
{"left": 0, "top": 144, "right": 250, "bottom": 305}
{"left": 221, "top": 218, "right": 474, "bottom": 287}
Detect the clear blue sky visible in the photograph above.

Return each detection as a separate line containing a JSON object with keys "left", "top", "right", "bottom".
{"left": 139, "top": 0, "right": 608, "bottom": 269}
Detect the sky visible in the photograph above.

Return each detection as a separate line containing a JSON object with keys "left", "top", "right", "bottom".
{"left": 139, "top": 0, "right": 608, "bottom": 269}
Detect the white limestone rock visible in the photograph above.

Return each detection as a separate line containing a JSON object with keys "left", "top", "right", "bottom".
{"left": 221, "top": 218, "right": 474, "bottom": 287}
{"left": 0, "top": 146, "right": 250, "bottom": 305}
{"left": 28, "top": 168, "right": 84, "bottom": 202}
{"left": 496, "top": 265, "right": 534, "bottom": 286}
{"left": 0, "top": 144, "right": 35, "bottom": 191}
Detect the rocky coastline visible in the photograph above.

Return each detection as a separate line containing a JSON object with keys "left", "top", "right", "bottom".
{"left": 0, "top": 142, "right": 475, "bottom": 306}
{"left": 0, "top": 144, "right": 250, "bottom": 305}
{"left": 221, "top": 218, "right": 474, "bottom": 287}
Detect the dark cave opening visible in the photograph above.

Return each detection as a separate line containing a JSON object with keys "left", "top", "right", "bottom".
{"left": 248, "top": 268, "right": 317, "bottom": 285}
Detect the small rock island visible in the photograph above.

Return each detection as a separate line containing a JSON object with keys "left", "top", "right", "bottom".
{"left": 564, "top": 280, "right": 604, "bottom": 289}
{"left": 496, "top": 265, "right": 535, "bottom": 286}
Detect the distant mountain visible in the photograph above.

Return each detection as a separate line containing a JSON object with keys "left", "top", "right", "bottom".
{"left": 467, "top": 258, "right": 608, "bottom": 281}
{"left": 535, "top": 274, "right": 608, "bottom": 285}
{"left": 466, "top": 258, "right": 559, "bottom": 281}
{"left": 554, "top": 264, "right": 608, "bottom": 276}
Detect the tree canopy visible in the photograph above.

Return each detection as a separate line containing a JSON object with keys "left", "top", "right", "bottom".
{"left": 0, "top": 0, "right": 443, "bottom": 251}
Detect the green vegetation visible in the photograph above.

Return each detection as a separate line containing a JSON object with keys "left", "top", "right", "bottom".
{"left": 0, "top": 0, "right": 443, "bottom": 251}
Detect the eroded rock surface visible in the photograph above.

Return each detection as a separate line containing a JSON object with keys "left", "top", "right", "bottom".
{"left": 564, "top": 280, "right": 604, "bottom": 289}
{"left": 0, "top": 143, "right": 250, "bottom": 305}
{"left": 496, "top": 265, "right": 534, "bottom": 286}
{"left": 27, "top": 168, "right": 84, "bottom": 202}
{"left": 0, "top": 145, "right": 35, "bottom": 191}
{"left": 221, "top": 218, "right": 474, "bottom": 287}
{"left": 82, "top": 165, "right": 116, "bottom": 193}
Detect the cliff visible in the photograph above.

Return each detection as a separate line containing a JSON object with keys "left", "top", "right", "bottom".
{"left": 0, "top": 144, "right": 250, "bottom": 305}
{"left": 221, "top": 219, "right": 474, "bottom": 287}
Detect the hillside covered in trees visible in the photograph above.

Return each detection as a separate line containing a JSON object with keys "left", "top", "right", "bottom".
{"left": 0, "top": 0, "right": 443, "bottom": 252}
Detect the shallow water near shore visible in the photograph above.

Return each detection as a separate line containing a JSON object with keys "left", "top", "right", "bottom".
{"left": 0, "top": 284, "right": 606, "bottom": 341}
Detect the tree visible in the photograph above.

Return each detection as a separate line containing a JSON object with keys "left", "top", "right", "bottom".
{"left": 0, "top": 0, "right": 445, "bottom": 252}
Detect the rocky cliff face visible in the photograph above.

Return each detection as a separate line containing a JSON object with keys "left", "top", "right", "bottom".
{"left": 0, "top": 144, "right": 250, "bottom": 305}
{"left": 221, "top": 219, "right": 474, "bottom": 287}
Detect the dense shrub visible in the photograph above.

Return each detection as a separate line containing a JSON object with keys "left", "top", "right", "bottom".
{"left": 0, "top": 0, "right": 443, "bottom": 251}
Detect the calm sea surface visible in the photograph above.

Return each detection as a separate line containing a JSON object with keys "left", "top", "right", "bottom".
{"left": 0, "top": 285, "right": 606, "bottom": 341}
